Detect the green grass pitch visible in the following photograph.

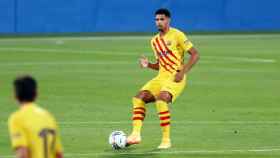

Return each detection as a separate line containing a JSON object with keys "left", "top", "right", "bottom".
{"left": 0, "top": 34, "right": 279, "bottom": 158}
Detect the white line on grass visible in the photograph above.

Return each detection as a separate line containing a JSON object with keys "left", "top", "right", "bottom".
{"left": 1, "top": 120, "right": 280, "bottom": 126}
{"left": 0, "top": 47, "right": 133, "bottom": 55}
{"left": 0, "top": 61, "right": 276, "bottom": 69}
{"left": 57, "top": 120, "right": 280, "bottom": 125}
{"left": 0, "top": 61, "right": 134, "bottom": 66}
{"left": 2, "top": 148, "right": 280, "bottom": 158}
{"left": 0, "top": 34, "right": 280, "bottom": 42}
{"left": 204, "top": 56, "right": 276, "bottom": 63}
{"left": 0, "top": 47, "right": 276, "bottom": 64}
{"left": 60, "top": 148, "right": 280, "bottom": 156}
{"left": 0, "top": 36, "right": 152, "bottom": 42}
{"left": 0, "top": 60, "right": 275, "bottom": 67}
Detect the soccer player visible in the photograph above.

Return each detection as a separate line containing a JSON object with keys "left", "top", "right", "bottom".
{"left": 127, "top": 8, "right": 200, "bottom": 149}
{"left": 8, "top": 75, "right": 63, "bottom": 158}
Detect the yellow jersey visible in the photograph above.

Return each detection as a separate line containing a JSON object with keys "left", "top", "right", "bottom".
{"left": 8, "top": 103, "right": 63, "bottom": 158}
{"left": 151, "top": 27, "right": 193, "bottom": 76}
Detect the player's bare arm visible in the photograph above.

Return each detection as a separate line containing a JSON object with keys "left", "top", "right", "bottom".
{"left": 174, "top": 47, "right": 200, "bottom": 82}
{"left": 15, "top": 147, "right": 29, "bottom": 158}
{"left": 139, "top": 55, "right": 159, "bottom": 70}
{"left": 15, "top": 147, "right": 63, "bottom": 158}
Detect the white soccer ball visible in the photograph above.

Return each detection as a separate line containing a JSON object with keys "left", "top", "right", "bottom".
{"left": 109, "top": 131, "right": 127, "bottom": 149}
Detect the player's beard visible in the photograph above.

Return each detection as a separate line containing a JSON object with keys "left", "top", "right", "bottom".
{"left": 157, "top": 24, "right": 164, "bottom": 32}
{"left": 158, "top": 28, "right": 164, "bottom": 32}
{"left": 157, "top": 25, "right": 168, "bottom": 33}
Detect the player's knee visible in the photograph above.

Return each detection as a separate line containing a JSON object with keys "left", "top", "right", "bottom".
{"left": 135, "top": 90, "right": 154, "bottom": 103}
{"left": 157, "top": 91, "right": 172, "bottom": 103}
{"left": 135, "top": 91, "right": 147, "bottom": 100}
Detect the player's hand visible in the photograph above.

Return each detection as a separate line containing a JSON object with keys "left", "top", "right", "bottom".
{"left": 174, "top": 70, "right": 184, "bottom": 83}
{"left": 139, "top": 55, "right": 149, "bottom": 68}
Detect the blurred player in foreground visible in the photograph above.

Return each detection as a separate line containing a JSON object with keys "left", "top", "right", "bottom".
{"left": 8, "top": 75, "right": 63, "bottom": 158}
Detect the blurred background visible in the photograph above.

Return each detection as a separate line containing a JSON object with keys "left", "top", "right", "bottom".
{"left": 1, "top": 0, "right": 279, "bottom": 34}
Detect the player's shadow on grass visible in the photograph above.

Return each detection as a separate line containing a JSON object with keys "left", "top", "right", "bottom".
{"left": 102, "top": 148, "right": 162, "bottom": 158}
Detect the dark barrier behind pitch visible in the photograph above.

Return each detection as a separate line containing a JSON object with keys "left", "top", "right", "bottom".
{"left": 1, "top": 0, "right": 279, "bottom": 33}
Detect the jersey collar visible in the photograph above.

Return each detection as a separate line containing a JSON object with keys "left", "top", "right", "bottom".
{"left": 21, "top": 102, "right": 36, "bottom": 108}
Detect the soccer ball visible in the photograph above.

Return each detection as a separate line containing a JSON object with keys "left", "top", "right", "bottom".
{"left": 109, "top": 131, "right": 127, "bottom": 150}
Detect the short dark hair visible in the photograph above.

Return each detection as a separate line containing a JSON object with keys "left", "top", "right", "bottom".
{"left": 14, "top": 75, "right": 37, "bottom": 102}
{"left": 155, "top": 8, "right": 171, "bottom": 18}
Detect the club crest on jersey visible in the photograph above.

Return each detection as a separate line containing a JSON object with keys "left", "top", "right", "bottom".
{"left": 166, "top": 40, "right": 172, "bottom": 46}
